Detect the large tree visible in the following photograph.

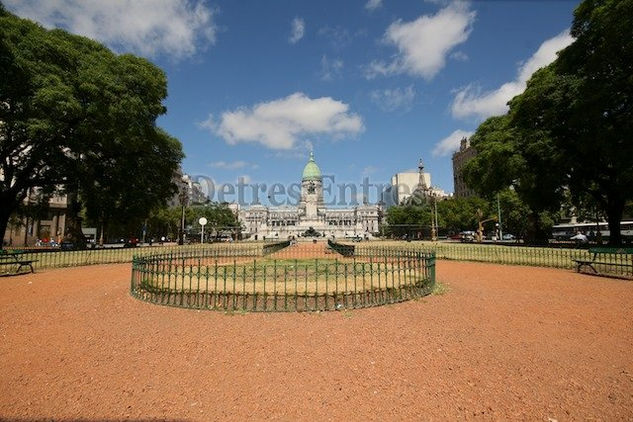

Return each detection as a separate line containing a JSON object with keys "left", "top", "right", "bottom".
{"left": 436, "top": 196, "right": 491, "bottom": 235}
{"left": 384, "top": 204, "right": 431, "bottom": 238}
{"left": 0, "top": 8, "right": 72, "bottom": 242}
{"left": 462, "top": 0, "right": 632, "bottom": 245}
{"left": 0, "top": 7, "right": 183, "bottom": 246}
{"left": 462, "top": 115, "right": 563, "bottom": 244}
{"left": 145, "top": 203, "right": 240, "bottom": 242}
{"left": 81, "top": 127, "right": 183, "bottom": 244}
{"left": 510, "top": 0, "right": 633, "bottom": 245}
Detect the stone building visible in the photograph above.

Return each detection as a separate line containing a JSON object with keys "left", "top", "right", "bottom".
{"left": 2, "top": 190, "right": 68, "bottom": 247}
{"left": 237, "top": 152, "right": 382, "bottom": 240}
{"left": 452, "top": 137, "right": 477, "bottom": 198}
{"left": 167, "top": 171, "right": 208, "bottom": 208}
{"left": 382, "top": 158, "right": 449, "bottom": 207}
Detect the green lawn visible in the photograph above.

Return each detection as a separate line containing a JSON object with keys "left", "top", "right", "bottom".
{"left": 351, "top": 241, "right": 592, "bottom": 269}
{"left": 137, "top": 257, "right": 431, "bottom": 295}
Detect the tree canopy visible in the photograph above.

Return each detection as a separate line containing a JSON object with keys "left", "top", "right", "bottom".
{"left": 0, "top": 8, "right": 183, "bottom": 245}
{"left": 385, "top": 196, "right": 496, "bottom": 239}
{"left": 146, "top": 203, "right": 240, "bottom": 242}
{"left": 462, "top": 0, "right": 632, "bottom": 245}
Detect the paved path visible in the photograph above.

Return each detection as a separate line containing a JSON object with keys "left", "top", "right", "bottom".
{"left": 1, "top": 261, "right": 632, "bottom": 420}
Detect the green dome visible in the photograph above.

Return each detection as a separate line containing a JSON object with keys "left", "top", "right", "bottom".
{"left": 302, "top": 152, "right": 322, "bottom": 180}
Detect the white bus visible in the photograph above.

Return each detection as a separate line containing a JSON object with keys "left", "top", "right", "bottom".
{"left": 551, "top": 221, "right": 633, "bottom": 242}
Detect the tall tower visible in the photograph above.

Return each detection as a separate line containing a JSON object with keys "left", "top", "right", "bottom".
{"left": 300, "top": 152, "right": 323, "bottom": 219}
{"left": 417, "top": 158, "right": 428, "bottom": 191}
{"left": 411, "top": 157, "right": 430, "bottom": 201}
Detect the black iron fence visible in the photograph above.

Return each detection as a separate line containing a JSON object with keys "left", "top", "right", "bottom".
{"left": 4, "top": 238, "right": 631, "bottom": 279}
{"left": 262, "top": 240, "right": 291, "bottom": 255}
{"left": 130, "top": 241, "right": 436, "bottom": 312}
{"left": 353, "top": 242, "right": 590, "bottom": 269}
{"left": 0, "top": 243, "right": 264, "bottom": 272}
{"left": 327, "top": 239, "right": 354, "bottom": 257}
{"left": 350, "top": 241, "right": 633, "bottom": 279}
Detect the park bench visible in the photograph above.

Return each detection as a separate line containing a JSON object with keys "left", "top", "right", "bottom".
{"left": 0, "top": 252, "right": 38, "bottom": 275}
{"left": 573, "top": 247, "right": 633, "bottom": 279}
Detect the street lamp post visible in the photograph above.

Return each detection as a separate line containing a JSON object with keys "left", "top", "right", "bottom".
{"left": 199, "top": 217, "right": 208, "bottom": 244}
{"left": 430, "top": 192, "right": 438, "bottom": 241}
{"left": 435, "top": 195, "right": 439, "bottom": 240}
{"left": 178, "top": 177, "right": 189, "bottom": 246}
{"left": 497, "top": 193, "right": 503, "bottom": 241}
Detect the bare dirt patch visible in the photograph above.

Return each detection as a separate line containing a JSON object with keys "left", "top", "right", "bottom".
{"left": 1, "top": 261, "right": 632, "bottom": 420}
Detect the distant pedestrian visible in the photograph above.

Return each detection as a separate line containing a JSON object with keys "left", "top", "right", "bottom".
{"left": 571, "top": 232, "right": 588, "bottom": 245}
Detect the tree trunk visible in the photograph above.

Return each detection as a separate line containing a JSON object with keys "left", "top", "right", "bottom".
{"left": 0, "top": 205, "right": 11, "bottom": 248}
{"left": 606, "top": 197, "right": 624, "bottom": 246}
{"left": 64, "top": 190, "right": 87, "bottom": 249}
{"left": 98, "top": 220, "right": 105, "bottom": 247}
{"left": 0, "top": 193, "right": 24, "bottom": 249}
{"left": 524, "top": 212, "right": 549, "bottom": 246}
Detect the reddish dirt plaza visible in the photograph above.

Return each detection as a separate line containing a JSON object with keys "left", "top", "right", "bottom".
{"left": 1, "top": 260, "right": 632, "bottom": 420}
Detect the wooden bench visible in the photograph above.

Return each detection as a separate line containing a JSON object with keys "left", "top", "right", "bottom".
{"left": 0, "top": 252, "right": 38, "bottom": 275}
{"left": 573, "top": 247, "right": 633, "bottom": 279}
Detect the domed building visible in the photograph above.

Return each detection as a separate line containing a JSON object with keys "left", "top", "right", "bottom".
{"left": 238, "top": 152, "right": 382, "bottom": 240}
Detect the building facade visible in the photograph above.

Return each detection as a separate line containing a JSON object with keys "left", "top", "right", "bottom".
{"left": 452, "top": 137, "right": 477, "bottom": 198}
{"left": 382, "top": 159, "right": 450, "bottom": 207}
{"left": 2, "top": 190, "right": 68, "bottom": 247}
{"left": 167, "top": 171, "right": 208, "bottom": 208}
{"left": 237, "top": 153, "right": 382, "bottom": 240}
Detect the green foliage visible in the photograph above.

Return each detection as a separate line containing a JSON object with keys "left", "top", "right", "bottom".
{"left": 145, "top": 203, "right": 240, "bottom": 241}
{"left": 386, "top": 196, "right": 496, "bottom": 237}
{"left": 462, "top": 116, "right": 523, "bottom": 197}
{"left": 81, "top": 128, "right": 183, "bottom": 241}
{"left": 461, "top": 112, "right": 561, "bottom": 244}
{"left": 462, "top": 0, "right": 633, "bottom": 244}
{"left": 385, "top": 204, "right": 431, "bottom": 237}
{"left": 386, "top": 204, "right": 430, "bottom": 226}
{"left": 0, "top": 9, "right": 183, "bottom": 245}
{"left": 510, "top": 0, "right": 633, "bottom": 244}
{"left": 191, "top": 203, "right": 240, "bottom": 232}
{"left": 436, "top": 196, "right": 490, "bottom": 234}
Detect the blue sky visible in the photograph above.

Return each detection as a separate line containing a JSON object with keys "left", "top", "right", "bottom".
{"left": 7, "top": 0, "right": 579, "bottom": 201}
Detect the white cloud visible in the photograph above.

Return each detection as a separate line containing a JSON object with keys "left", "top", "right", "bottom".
{"left": 370, "top": 85, "right": 416, "bottom": 112}
{"left": 432, "top": 129, "right": 473, "bottom": 157}
{"left": 450, "top": 51, "right": 469, "bottom": 61}
{"left": 202, "top": 93, "right": 364, "bottom": 150}
{"left": 209, "top": 161, "right": 258, "bottom": 170}
{"left": 365, "top": 0, "right": 383, "bottom": 11}
{"left": 289, "top": 17, "right": 305, "bottom": 44}
{"left": 317, "top": 26, "right": 358, "bottom": 50}
{"left": 320, "top": 55, "right": 344, "bottom": 81}
{"left": 451, "top": 31, "right": 574, "bottom": 120}
{"left": 5, "top": 0, "right": 217, "bottom": 59}
{"left": 365, "top": 2, "right": 475, "bottom": 80}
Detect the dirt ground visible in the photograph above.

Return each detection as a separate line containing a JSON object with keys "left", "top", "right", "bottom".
{"left": 1, "top": 260, "right": 632, "bottom": 421}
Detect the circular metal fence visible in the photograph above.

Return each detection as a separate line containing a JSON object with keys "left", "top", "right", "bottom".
{"left": 130, "top": 242, "right": 435, "bottom": 312}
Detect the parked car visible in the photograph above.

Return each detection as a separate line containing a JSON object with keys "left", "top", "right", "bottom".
{"left": 460, "top": 231, "right": 476, "bottom": 243}
{"left": 570, "top": 233, "right": 588, "bottom": 245}
{"left": 124, "top": 237, "right": 139, "bottom": 248}
{"left": 60, "top": 241, "right": 75, "bottom": 250}
{"left": 502, "top": 233, "right": 516, "bottom": 241}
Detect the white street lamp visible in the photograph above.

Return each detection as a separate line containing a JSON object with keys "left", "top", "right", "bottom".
{"left": 199, "top": 217, "right": 208, "bottom": 244}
